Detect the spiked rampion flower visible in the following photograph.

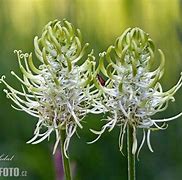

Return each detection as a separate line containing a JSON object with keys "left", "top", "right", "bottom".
{"left": 90, "top": 28, "right": 182, "bottom": 157}
{"left": 0, "top": 20, "right": 94, "bottom": 157}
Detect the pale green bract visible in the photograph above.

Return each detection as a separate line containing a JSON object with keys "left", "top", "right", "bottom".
{"left": 0, "top": 20, "right": 95, "bottom": 157}
{"left": 89, "top": 28, "right": 182, "bottom": 158}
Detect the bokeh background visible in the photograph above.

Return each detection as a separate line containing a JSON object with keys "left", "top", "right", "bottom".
{"left": 0, "top": 0, "right": 182, "bottom": 179}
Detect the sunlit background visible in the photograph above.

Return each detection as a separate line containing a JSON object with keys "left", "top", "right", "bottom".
{"left": 0, "top": 0, "right": 182, "bottom": 179}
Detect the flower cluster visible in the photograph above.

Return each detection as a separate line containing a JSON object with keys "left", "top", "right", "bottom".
{"left": 0, "top": 20, "right": 94, "bottom": 157}
{"left": 90, "top": 28, "right": 182, "bottom": 157}
{"left": 1, "top": 21, "right": 181, "bottom": 158}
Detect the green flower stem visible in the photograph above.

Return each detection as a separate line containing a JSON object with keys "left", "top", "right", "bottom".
{"left": 60, "top": 129, "right": 72, "bottom": 180}
{"left": 127, "top": 124, "right": 136, "bottom": 180}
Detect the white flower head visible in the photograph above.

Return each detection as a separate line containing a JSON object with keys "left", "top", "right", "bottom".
{"left": 0, "top": 19, "right": 95, "bottom": 157}
{"left": 90, "top": 27, "right": 182, "bottom": 158}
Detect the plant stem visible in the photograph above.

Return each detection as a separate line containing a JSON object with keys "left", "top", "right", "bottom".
{"left": 127, "top": 125, "right": 136, "bottom": 180}
{"left": 60, "top": 129, "right": 72, "bottom": 180}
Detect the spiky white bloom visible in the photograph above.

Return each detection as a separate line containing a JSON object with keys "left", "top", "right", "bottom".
{"left": 89, "top": 28, "right": 182, "bottom": 158}
{"left": 0, "top": 20, "right": 94, "bottom": 157}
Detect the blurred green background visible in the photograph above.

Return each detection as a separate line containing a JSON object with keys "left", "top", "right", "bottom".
{"left": 0, "top": 0, "right": 182, "bottom": 179}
